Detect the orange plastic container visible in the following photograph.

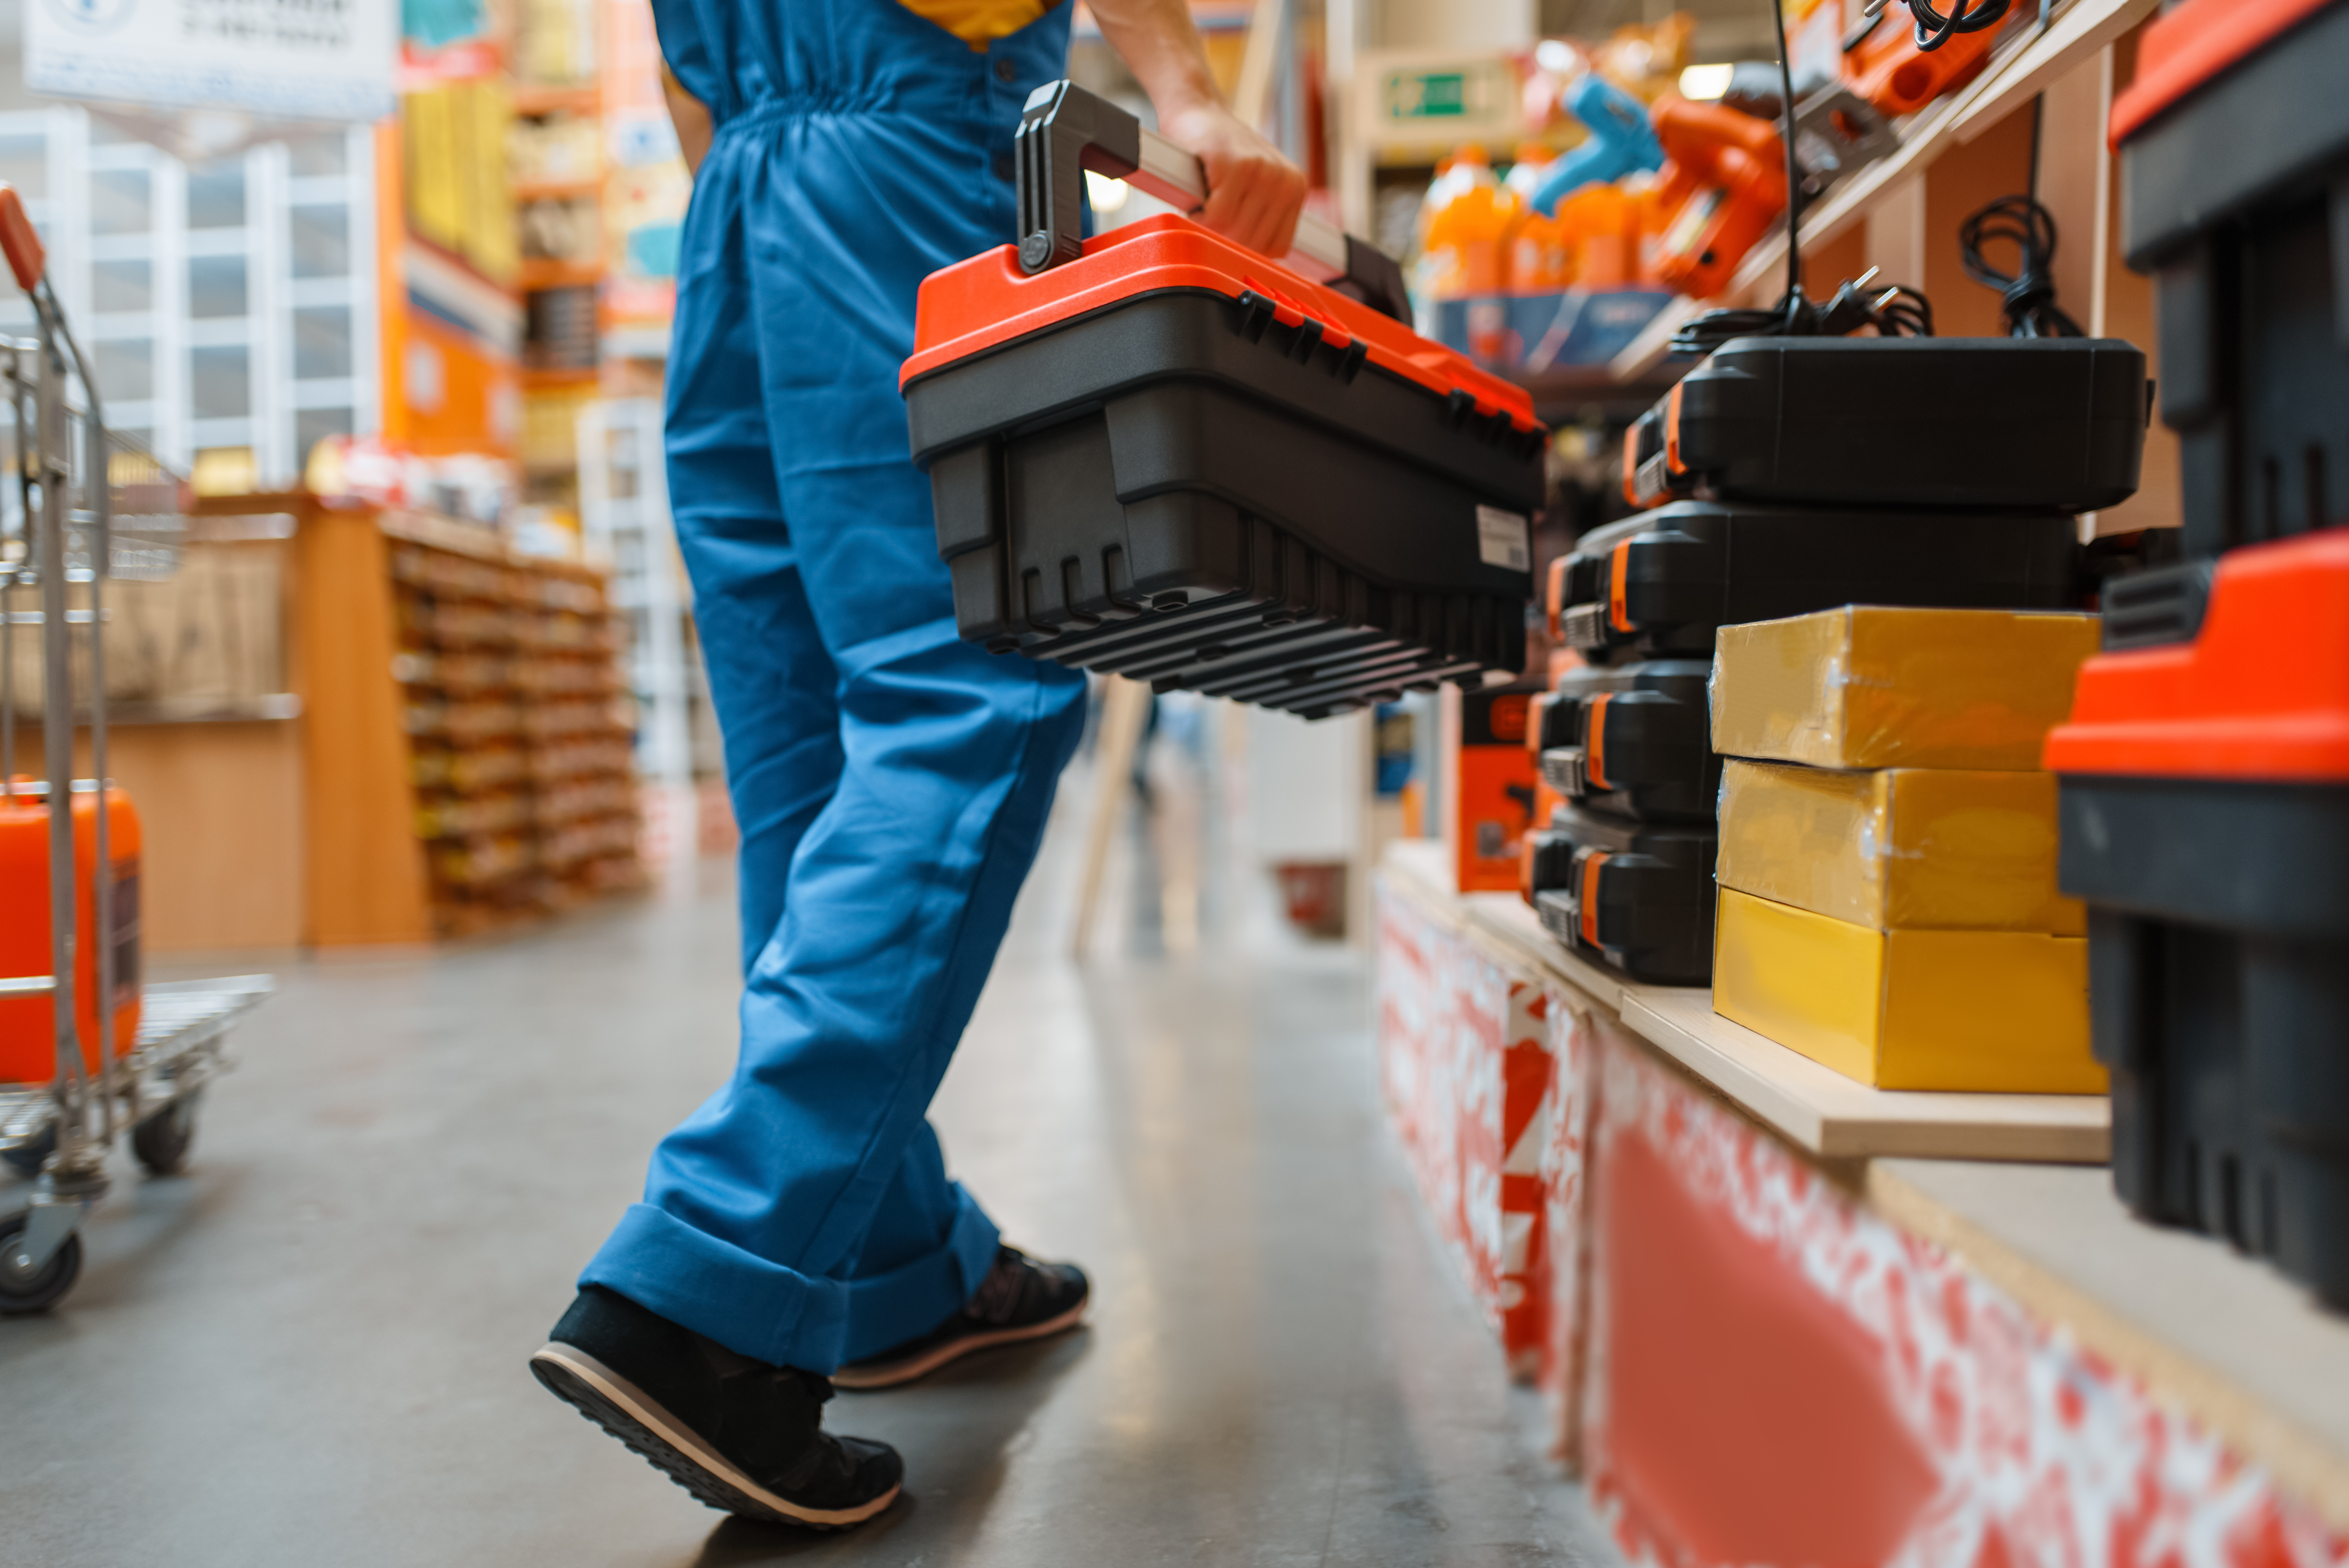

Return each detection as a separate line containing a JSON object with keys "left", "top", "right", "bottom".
{"left": 1419, "top": 146, "right": 1519, "bottom": 299}
{"left": 1556, "top": 182, "right": 1644, "bottom": 288}
{"left": 1643, "top": 96, "right": 1787, "bottom": 299}
{"left": 1504, "top": 144, "right": 1577, "bottom": 292}
{"left": 0, "top": 782, "right": 142, "bottom": 1086}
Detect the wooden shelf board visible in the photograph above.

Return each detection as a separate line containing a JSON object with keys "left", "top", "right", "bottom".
{"left": 1383, "top": 838, "right": 2109, "bottom": 1164}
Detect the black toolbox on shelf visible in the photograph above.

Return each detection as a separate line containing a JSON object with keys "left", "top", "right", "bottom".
{"left": 1526, "top": 805, "right": 1716, "bottom": 986}
{"left": 2114, "top": 0, "right": 2349, "bottom": 561}
{"left": 1535, "top": 659, "right": 1716, "bottom": 823}
{"left": 901, "top": 83, "right": 1542, "bottom": 719}
{"left": 1545, "top": 499, "right": 2083, "bottom": 661}
{"left": 2046, "top": 528, "right": 2349, "bottom": 1305}
{"left": 1622, "top": 337, "right": 2150, "bottom": 511}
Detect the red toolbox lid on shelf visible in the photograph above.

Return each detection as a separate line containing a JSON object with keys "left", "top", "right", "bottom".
{"left": 901, "top": 213, "right": 1540, "bottom": 433}
{"left": 2045, "top": 531, "right": 2349, "bottom": 780}
{"left": 2110, "top": 0, "right": 2341, "bottom": 146}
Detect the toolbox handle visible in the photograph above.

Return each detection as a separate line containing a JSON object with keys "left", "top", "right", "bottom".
{"left": 0, "top": 183, "right": 43, "bottom": 292}
{"left": 1015, "top": 80, "right": 1410, "bottom": 323}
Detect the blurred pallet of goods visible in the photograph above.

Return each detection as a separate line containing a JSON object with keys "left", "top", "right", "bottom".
{"left": 192, "top": 490, "right": 644, "bottom": 946}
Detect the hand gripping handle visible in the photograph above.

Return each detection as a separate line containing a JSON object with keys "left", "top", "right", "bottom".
{"left": 1014, "top": 80, "right": 1411, "bottom": 323}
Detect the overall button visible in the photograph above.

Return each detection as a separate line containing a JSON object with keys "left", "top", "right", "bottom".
{"left": 993, "top": 55, "right": 1018, "bottom": 84}
{"left": 993, "top": 150, "right": 1015, "bottom": 182}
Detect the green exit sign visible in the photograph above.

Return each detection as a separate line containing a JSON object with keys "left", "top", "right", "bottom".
{"left": 1385, "top": 70, "right": 1468, "bottom": 119}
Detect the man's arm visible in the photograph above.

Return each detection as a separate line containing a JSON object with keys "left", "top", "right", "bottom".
{"left": 1086, "top": 0, "right": 1308, "bottom": 258}
{"left": 662, "top": 64, "right": 713, "bottom": 176}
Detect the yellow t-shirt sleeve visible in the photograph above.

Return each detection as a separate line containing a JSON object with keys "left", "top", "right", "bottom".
{"left": 897, "top": 0, "right": 1053, "bottom": 48}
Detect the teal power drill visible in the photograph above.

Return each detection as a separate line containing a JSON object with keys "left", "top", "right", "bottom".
{"left": 1527, "top": 73, "right": 1665, "bottom": 217}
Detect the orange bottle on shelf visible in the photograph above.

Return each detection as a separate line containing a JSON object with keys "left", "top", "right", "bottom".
{"left": 1418, "top": 146, "right": 1518, "bottom": 299}
{"left": 1556, "top": 181, "right": 1644, "bottom": 289}
{"left": 1504, "top": 143, "right": 1577, "bottom": 292}
{"left": 0, "top": 782, "right": 143, "bottom": 1086}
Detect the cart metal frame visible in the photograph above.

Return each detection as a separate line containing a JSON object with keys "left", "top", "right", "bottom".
{"left": 0, "top": 182, "right": 269, "bottom": 1312}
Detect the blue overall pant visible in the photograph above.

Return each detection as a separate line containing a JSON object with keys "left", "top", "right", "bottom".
{"left": 579, "top": 0, "right": 1088, "bottom": 1374}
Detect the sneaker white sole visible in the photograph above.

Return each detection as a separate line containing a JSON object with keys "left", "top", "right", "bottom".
{"left": 831, "top": 1297, "right": 1091, "bottom": 1392}
{"left": 529, "top": 1342, "right": 900, "bottom": 1529}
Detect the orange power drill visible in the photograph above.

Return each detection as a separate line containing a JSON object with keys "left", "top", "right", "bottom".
{"left": 1642, "top": 95, "right": 1788, "bottom": 300}
{"left": 1842, "top": 0, "right": 2021, "bottom": 118}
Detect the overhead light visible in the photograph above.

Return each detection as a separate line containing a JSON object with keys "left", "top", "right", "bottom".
{"left": 1085, "top": 170, "right": 1130, "bottom": 212}
{"left": 1535, "top": 39, "right": 1578, "bottom": 74}
{"left": 1678, "top": 63, "right": 1736, "bottom": 100}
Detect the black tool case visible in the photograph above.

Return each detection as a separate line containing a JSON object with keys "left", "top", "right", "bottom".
{"left": 1547, "top": 499, "right": 2081, "bottom": 660}
{"left": 900, "top": 82, "right": 1543, "bottom": 718}
{"left": 2046, "top": 527, "right": 2349, "bottom": 1304}
{"left": 2116, "top": 0, "right": 2349, "bottom": 560}
{"left": 1525, "top": 805, "right": 1716, "bottom": 985}
{"left": 1536, "top": 659, "right": 1716, "bottom": 823}
{"left": 1625, "top": 337, "right": 2149, "bottom": 511}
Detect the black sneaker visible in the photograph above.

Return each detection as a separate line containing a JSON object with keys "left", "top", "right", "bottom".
{"left": 833, "top": 1246, "right": 1090, "bottom": 1391}
{"left": 530, "top": 1285, "right": 902, "bottom": 1529}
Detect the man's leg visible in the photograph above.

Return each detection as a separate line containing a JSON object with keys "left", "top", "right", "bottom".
{"left": 580, "top": 453, "right": 1087, "bottom": 1375}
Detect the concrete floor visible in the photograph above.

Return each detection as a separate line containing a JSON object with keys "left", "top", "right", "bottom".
{"left": 0, "top": 754, "right": 1620, "bottom": 1567}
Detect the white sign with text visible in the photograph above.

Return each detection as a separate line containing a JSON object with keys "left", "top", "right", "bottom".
{"left": 28, "top": 0, "right": 397, "bottom": 123}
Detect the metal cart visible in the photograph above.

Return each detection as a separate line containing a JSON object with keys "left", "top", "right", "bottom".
{"left": 0, "top": 182, "right": 271, "bottom": 1314}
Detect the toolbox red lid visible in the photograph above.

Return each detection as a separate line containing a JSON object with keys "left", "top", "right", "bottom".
{"left": 2109, "top": 0, "right": 2340, "bottom": 147}
{"left": 2044, "top": 531, "right": 2349, "bottom": 780}
{"left": 901, "top": 213, "right": 1539, "bottom": 432}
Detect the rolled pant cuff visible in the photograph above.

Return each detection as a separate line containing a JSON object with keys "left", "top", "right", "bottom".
{"left": 839, "top": 1183, "right": 1002, "bottom": 1363}
{"left": 579, "top": 1203, "right": 850, "bottom": 1371}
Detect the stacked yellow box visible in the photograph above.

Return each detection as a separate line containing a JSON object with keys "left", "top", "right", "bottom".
{"left": 1707, "top": 607, "right": 2107, "bottom": 1092}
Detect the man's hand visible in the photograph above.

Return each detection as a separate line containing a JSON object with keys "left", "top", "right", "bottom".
{"left": 1156, "top": 100, "right": 1308, "bottom": 259}
{"left": 1089, "top": 0, "right": 1309, "bottom": 260}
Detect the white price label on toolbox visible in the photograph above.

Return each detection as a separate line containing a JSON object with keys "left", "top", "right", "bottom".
{"left": 1476, "top": 506, "right": 1530, "bottom": 572}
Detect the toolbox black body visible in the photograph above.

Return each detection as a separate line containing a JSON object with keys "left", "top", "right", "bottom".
{"left": 1536, "top": 659, "right": 1716, "bottom": 823}
{"left": 2059, "top": 774, "right": 2349, "bottom": 1306}
{"left": 1629, "top": 337, "right": 2149, "bottom": 512}
{"left": 2119, "top": 0, "right": 2349, "bottom": 560}
{"left": 1551, "top": 499, "right": 2081, "bottom": 661}
{"left": 1526, "top": 805, "right": 1716, "bottom": 985}
{"left": 906, "top": 293, "right": 1538, "bottom": 716}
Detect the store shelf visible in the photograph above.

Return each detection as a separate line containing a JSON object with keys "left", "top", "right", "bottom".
{"left": 512, "top": 83, "right": 599, "bottom": 116}
{"left": 1609, "top": 0, "right": 2162, "bottom": 382}
{"left": 1384, "top": 838, "right": 2110, "bottom": 1163}
{"left": 513, "top": 176, "right": 602, "bottom": 202}
{"left": 519, "top": 258, "right": 604, "bottom": 291}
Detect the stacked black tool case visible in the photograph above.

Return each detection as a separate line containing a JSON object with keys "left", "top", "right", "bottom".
{"left": 1530, "top": 337, "right": 2144, "bottom": 986}
{"left": 2049, "top": 0, "right": 2349, "bottom": 1305}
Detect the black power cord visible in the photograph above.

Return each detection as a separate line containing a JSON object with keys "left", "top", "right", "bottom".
{"left": 1959, "top": 193, "right": 2081, "bottom": 336}
{"left": 1906, "top": 0, "right": 2013, "bottom": 53}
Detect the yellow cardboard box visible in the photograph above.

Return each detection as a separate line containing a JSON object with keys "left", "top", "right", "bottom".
{"left": 1715, "top": 759, "right": 2084, "bottom": 934}
{"left": 1710, "top": 606, "right": 2100, "bottom": 770}
{"left": 1712, "top": 887, "right": 2103, "bottom": 1092}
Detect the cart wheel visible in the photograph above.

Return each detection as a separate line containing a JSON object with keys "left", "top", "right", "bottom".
{"left": 2, "top": 1126, "right": 53, "bottom": 1180}
{"left": 0, "top": 1212, "right": 81, "bottom": 1315}
{"left": 131, "top": 1093, "right": 200, "bottom": 1177}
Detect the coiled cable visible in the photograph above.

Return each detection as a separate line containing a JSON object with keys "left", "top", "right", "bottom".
{"left": 1959, "top": 193, "right": 2081, "bottom": 337}
{"left": 1905, "top": 0, "right": 2012, "bottom": 53}
{"left": 1670, "top": 269, "right": 1933, "bottom": 356}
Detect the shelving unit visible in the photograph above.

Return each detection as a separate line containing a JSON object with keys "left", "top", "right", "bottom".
{"left": 384, "top": 513, "right": 642, "bottom": 934}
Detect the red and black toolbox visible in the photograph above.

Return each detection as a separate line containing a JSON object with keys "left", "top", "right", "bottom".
{"left": 1546, "top": 499, "right": 2082, "bottom": 661}
{"left": 1525, "top": 804, "right": 1716, "bottom": 986}
{"left": 1621, "top": 337, "right": 2149, "bottom": 511}
{"left": 1534, "top": 659, "right": 1715, "bottom": 824}
{"left": 2112, "top": 0, "right": 2349, "bottom": 562}
{"left": 901, "top": 83, "right": 1543, "bottom": 719}
{"left": 2046, "top": 530, "right": 2349, "bottom": 1304}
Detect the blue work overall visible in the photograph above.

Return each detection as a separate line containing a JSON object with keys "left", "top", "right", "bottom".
{"left": 579, "top": 0, "right": 1088, "bottom": 1373}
